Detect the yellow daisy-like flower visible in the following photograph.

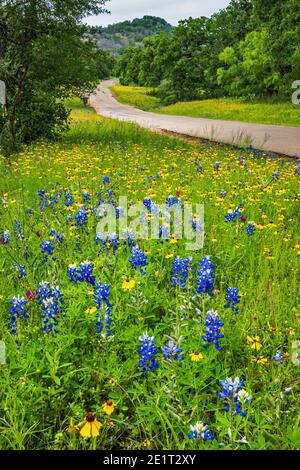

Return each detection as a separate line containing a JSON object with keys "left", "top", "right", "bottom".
{"left": 165, "top": 252, "right": 174, "bottom": 259}
{"left": 102, "top": 399, "right": 116, "bottom": 416}
{"left": 247, "top": 336, "right": 262, "bottom": 351}
{"left": 86, "top": 306, "right": 97, "bottom": 315}
{"left": 143, "top": 439, "right": 151, "bottom": 448}
{"left": 80, "top": 413, "right": 102, "bottom": 438}
{"left": 251, "top": 356, "right": 268, "bottom": 365}
{"left": 190, "top": 351, "right": 203, "bottom": 362}
{"left": 122, "top": 278, "right": 136, "bottom": 291}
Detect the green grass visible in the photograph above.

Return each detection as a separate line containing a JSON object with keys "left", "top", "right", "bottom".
{"left": 110, "top": 85, "right": 160, "bottom": 111}
{"left": 110, "top": 85, "right": 300, "bottom": 127}
{"left": 0, "top": 100, "right": 299, "bottom": 450}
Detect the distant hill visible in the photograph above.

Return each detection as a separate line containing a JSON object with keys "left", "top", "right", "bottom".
{"left": 88, "top": 16, "right": 173, "bottom": 56}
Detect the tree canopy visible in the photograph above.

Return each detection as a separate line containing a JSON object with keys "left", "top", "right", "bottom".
{"left": 115, "top": 0, "right": 300, "bottom": 103}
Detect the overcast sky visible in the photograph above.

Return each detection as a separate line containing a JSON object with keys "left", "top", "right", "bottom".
{"left": 87, "top": 0, "right": 232, "bottom": 27}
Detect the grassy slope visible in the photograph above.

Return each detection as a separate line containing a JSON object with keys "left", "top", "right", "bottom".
{"left": 0, "top": 101, "right": 299, "bottom": 450}
{"left": 110, "top": 86, "right": 300, "bottom": 127}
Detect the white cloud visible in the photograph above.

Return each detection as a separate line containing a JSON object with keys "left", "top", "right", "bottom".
{"left": 87, "top": 0, "right": 231, "bottom": 26}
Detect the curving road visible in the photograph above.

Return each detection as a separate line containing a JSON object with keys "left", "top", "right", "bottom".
{"left": 89, "top": 80, "right": 300, "bottom": 158}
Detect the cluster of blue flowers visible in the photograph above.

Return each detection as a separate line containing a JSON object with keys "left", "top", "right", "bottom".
{"left": 75, "top": 206, "right": 88, "bottom": 228}
{"left": 225, "top": 206, "right": 242, "bottom": 223}
{"left": 191, "top": 217, "right": 203, "bottom": 233}
{"left": 246, "top": 222, "right": 255, "bottom": 236}
{"left": 82, "top": 191, "right": 91, "bottom": 204}
{"left": 166, "top": 195, "right": 182, "bottom": 208}
{"left": 295, "top": 163, "right": 300, "bottom": 175}
{"left": 202, "top": 310, "right": 224, "bottom": 351}
{"left": 0, "top": 230, "right": 10, "bottom": 244}
{"left": 65, "top": 190, "right": 74, "bottom": 207}
{"left": 196, "top": 256, "right": 215, "bottom": 296}
{"left": 13, "top": 262, "right": 27, "bottom": 279}
{"left": 273, "top": 351, "right": 284, "bottom": 364}
{"left": 49, "top": 229, "right": 64, "bottom": 243}
{"left": 37, "top": 282, "right": 64, "bottom": 334}
{"left": 143, "top": 197, "right": 159, "bottom": 214}
{"left": 95, "top": 232, "right": 120, "bottom": 252}
{"left": 171, "top": 256, "right": 193, "bottom": 289}
{"left": 224, "top": 288, "right": 241, "bottom": 314}
{"left": 94, "top": 282, "right": 113, "bottom": 335}
{"left": 9, "top": 296, "right": 28, "bottom": 335}
{"left": 214, "top": 161, "right": 221, "bottom": 171}
{"left": 138, "top": 332, "right": 159, "bottom": 373}
{"left": 40, "top": 240, "right": 56, "bottom": 262}
{"left": 195, "top": 158, "right": 203, "bottom": 173}
{"left": 162, "top": 340, "right": 184, "bottom": 361}
{"left": 129, "top": 246, "right": 148, "bottom": 274}
{"left": 219, "top": 377, "right": 252, "bottom": 417}
{"left": 67, "top": 261, "right": 95, "bottom": 286}
{"left": 37, "top": 189, "right": 59, "bottom": 210}
{"left": 14, "top": 220, "right": 25, "bottom": 241}
{"left": 272, "top": 169, "right": 280, "bottom": 181}
{"left": 188, "top": 422, "right": 215, "bottom": 441}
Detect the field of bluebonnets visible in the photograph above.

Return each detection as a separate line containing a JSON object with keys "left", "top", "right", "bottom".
{"left": 0, "top": 101, "right": 299, "bottom": 450}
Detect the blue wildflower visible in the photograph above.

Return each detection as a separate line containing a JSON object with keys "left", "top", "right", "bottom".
{"left": 14, "top": 220, "right": 25, "bottom": 241}
{"left": 82, "top": 191, "right": 91, "bottom": 204}
{"left": 188, "top": 422, "right": 214, "bottom": 441}
{"left": 273, "top": 351, "right": 284, "bottom": 364}
{"left": 40, "top": 240, "right": 55, "bottom": 262}
{"left": 196, "top": 256, "right": 215, "bottom": 296}
{"left": 225, "top": 206, "right": 242, "bottom": 223}
{"left": 65, "top": 190, "right": 74, "bottom": 206}
{"left": 75, "top": 206, "right": 88, "bottom": 228}
{"left": 246, "top": 222, "right": 255, "bottom": 236}
{"left": 166, "top": 195, "right": 182, "bottom": 208}
{"left": 224, "top": 288, "right": 241, "bottom": 314}
{"left": 272, "top": 169, "right": 280, "bottom": 181}
{"left": 13, "top": 262, "right": 27, "bottom": 279}
{"left": 49, "top": 229, "right": 64, "bottom": 243}
{"left": 9, "top": 296, "right": 28, "bottom": 335}
{"left": 214, "top": 161, "right": 221, "bottom": 171}
{"left": 94, "top": 282, "right": 113, "bottom": 335}
{"left": 295, "top": 163, "right": 300, "bottom": 175}
{"left": 219, "top": 377, "right": 252, "bottom": 417}
{"left": 171, "top": 256, "right": 193, "bottom": 289}
{"left": 138, "top": 332, "right": 159, "bottom": 373}
{"left": 203, "top": 310, "right": 224, "bottom": 351}
{"left": 102, "top": 176, "right": 110, "bottom": 185}
{"left": 129, "top": 246, "right": 148, "bottom": 274}
{"left": 37, "top": 282, "right": 64, "bottom": 334}
{"left": 37, "top": 189, "right": 47, "bottom": 210}
{"left": 0, "top": 230, "right": 10, "bottom": 244}
{"left": 79, "top": 261, "right": 95, "bottom": 285}
{"left": 195, "top": 158, "right": 203, "bottom": 173}
{"left": 219, "top": 189, "right": 227, "bottom": 198}
{"left": 162, "top": 340, "right": 184, "bottom": 361}
{"left": 67, "top": 264, "right": 79, "bottom": 283}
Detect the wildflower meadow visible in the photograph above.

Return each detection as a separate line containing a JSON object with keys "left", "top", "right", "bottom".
{"left": 0, "top": 103, "right": 299, "bottom": 451}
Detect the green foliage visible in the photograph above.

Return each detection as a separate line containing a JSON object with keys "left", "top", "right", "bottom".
{"left": 114, "top": 0, "right": 300, "bottom": 102}
{"left": 0, "top": 0, "right": 112, "bottom": 154}
{"left": 0, "top": 102, "right": 299, "bottom": 450}
{"left": 109, "top": 86, "right": 300, "bottom": 127}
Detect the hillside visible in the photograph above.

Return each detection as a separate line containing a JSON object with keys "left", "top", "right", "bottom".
{"left": 88, "top": 15, "right": 173, "bottom": 56}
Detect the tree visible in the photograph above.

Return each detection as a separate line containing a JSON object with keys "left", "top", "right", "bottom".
{"left": 0, "top": 0, "right": 109, "bottom": 154}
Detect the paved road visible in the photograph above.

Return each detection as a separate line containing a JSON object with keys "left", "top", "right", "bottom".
{"left": 89, "top": 80, "right": 300, "bottom": 157}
